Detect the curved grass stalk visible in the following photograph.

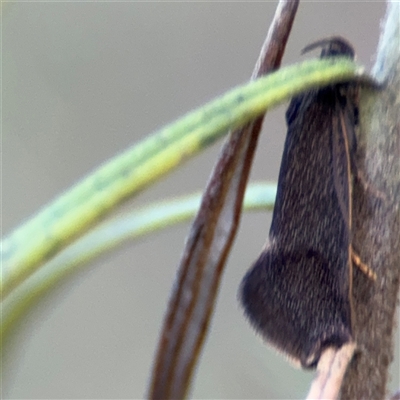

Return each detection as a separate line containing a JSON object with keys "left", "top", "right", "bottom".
{"left": 1, "top": 57, "right": 360, "bottom": 300}
{"left": 1, "top": 182, "right": 276, "bottom": 344}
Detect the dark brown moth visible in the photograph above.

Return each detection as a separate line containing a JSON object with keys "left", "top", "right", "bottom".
{"left": 240, "top": 37, "right": 373, "bottom": 369}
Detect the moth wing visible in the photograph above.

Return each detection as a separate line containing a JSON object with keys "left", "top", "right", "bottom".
{"left": 240, "top": 246, "right": 353, "bottom": 368}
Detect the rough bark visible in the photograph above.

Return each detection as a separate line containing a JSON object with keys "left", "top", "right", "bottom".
{"left": 341, "top": 1, "right": 400, "bottom": 399}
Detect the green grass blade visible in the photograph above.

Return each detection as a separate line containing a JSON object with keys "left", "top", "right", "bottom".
{"left": 1, "top": 57, "right": 361, "bottom": 299}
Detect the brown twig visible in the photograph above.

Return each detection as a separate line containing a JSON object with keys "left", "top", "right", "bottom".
{"left": 147, "top": 1, "right": 299, "bottom": 399}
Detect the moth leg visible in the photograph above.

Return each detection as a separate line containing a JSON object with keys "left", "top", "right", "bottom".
{"left": 354, "top": 74, "right": 384, "bottom": 89}
{"left": 351, "top": 246, "right": 377, "bottom": 281}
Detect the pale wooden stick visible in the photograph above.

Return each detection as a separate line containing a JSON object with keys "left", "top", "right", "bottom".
{"left": 306, "top": 343, "right": 356, "bottom": 400}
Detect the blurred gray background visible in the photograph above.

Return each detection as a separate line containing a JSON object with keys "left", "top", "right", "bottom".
{"left": 3, "top": 1, "right": 398, "bottom": 399}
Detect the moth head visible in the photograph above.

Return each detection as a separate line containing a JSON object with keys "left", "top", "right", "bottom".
{"left": 302, "top": 36, "right": 355, "bottom": 59}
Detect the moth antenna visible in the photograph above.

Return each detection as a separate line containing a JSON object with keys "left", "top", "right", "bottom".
{"left": 302, "top": 36, "right": 355, "bottom": 58}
